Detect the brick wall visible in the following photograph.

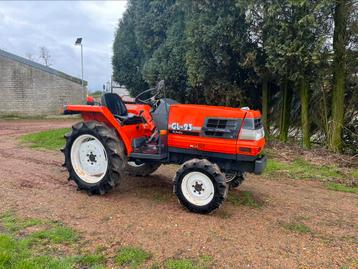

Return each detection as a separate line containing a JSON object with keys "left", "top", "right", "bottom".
{"left": 0, "top": 54, "right": 86, "bottom": 116}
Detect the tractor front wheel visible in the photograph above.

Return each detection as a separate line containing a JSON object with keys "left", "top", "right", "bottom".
{"left": 173, "top": 159, "right": 228, "bottom": 214}
{"left": 63, "top": 121, "right": 125, "bottom": 195}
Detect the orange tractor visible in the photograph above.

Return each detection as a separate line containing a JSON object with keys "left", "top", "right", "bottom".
{"left": 62, "top": 83, "right": 266, "bottom": 213}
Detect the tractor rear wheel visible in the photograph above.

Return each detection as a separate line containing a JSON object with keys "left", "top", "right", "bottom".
{"left": 225, "top": 172, "right": 245, "bottom": 189}
{"left": 62, "top": 121, "right": 125, "bottom": 195}
{"left": 173, "top": 159, "right": 228, "bottom": 214}
{"left": 125, "top": 161, "right": 161, "bottom": 177}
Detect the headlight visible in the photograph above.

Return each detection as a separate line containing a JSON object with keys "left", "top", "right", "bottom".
{"left": 239, "top": 127, "right": 264, "bottom": 140}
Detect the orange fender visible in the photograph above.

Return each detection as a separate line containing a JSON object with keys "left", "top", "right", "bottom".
{"left": 64, "top": 105, "right": 133, "bottom": 154}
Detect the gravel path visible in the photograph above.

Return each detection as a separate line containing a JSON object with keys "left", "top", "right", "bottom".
{"left": 0, "top": 119, "right": 357, "bottom": 268}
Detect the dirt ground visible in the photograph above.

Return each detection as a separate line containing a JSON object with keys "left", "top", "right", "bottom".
{"left": 0, "top": 119, "right": 357, "bottom": 269}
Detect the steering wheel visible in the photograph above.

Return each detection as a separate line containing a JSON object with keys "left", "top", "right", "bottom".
{"left": 134, "top": 88, "right": 159, "bottom": 105}
{"left": 134, "top": 81, "right": 165, "bottom": 107}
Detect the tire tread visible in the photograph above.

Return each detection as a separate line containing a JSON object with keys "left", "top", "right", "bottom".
{"left": 63, "top": 121, "right": 125, "bottom": 195}
{"left": 173, "top": 158, "right": 228, "bottom": 214}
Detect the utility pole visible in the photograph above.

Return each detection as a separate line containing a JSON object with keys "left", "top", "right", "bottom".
{"left": 80, "top": 44, "right": 83, "bottom": 87}
{"left": 75, "top": 37, "right": 85, "bottom": 94}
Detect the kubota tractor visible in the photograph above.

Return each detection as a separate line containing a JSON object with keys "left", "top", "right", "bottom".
{"left": 62, "top": 82, "right": 266, "bottom": 214}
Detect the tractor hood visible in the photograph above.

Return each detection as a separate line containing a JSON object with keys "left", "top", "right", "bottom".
{"left": 171, "top": 103, "right": 260, "bottom": 118}
{"left": 167, "top": 104, "right": 264, "bottom": 156}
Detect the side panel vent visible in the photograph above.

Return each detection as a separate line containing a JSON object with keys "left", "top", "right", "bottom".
{"left": 202, "top": 118, "right": 241, "bottom": 139}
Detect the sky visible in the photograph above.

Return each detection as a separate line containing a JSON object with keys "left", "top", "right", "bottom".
{"left": 0, "top": 1, "right": 128, "bottom": 91}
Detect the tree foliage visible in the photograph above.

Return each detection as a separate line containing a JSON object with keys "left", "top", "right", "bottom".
{"left": 113, "top": 6, "right": 148, "bottom": 97}
{"left": 112, "top": 0, "right": 357, "bottom": 154}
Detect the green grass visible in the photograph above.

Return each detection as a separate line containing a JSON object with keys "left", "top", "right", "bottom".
{"left": 0, "top": 233, "right": 103, "bottom": 269}
{"left": 76, "top": 253, "right": 106, "bottom": 267}
{"left": 28, "top": 224, "right": 79, "bottom": 244}
{"left": 265, "top": 158, "right": 342, "bottom": 181}
{"left": 20, "top": 128, "right": 69, "bottom": 150}
{"left": 265, "top": 159, "right": 290, "bottom": 173}
{"left": 340, "top": 258, "right": 358, "bottom": 269}
{"left": 0, "top": 212, "right": 105, "bottom": 269}
{"left": 265, "top": 159, "right": 358, "bottom": 194}
{"left": 227, "top": 191, "right": 262, "bottom": 208}
{"left": 0, "top": 233, "right": 76, "bottom": 269}
{"left": 165, "top": 258, "right": 197, "bottom": 269}
{"left": 1, "top": 212, "right": 79, "bottom": 246}
{"left": 281, "top": 221, "right": 311, "bottom": 234}
{"left": 115, "top": 246, "right": 151, "bottom": 268}
{"left": 0, "top": 212, "right": 215, "bottom": 269}
{"left": 326, "top": 183, "right": 358, "bottom": 194}
{"left": 0, "top": 114, "right": 45, "bottom": 120}
{"left": 165, "top": 255, "right": 213, "bottom": 269}
{"left": 352, "top": 169, "right": 358, "bottom": 179}
{"left": 0, "top": 212, "right": 42, "bottom": 233}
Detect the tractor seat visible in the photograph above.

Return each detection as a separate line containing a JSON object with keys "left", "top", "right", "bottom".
{"left": 101, "top": 93, "right": 144, "bottom": 125}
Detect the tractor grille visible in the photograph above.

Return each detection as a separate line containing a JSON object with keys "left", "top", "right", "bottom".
{"left": 202, "top": 118, "right": 241, "bottom": 139}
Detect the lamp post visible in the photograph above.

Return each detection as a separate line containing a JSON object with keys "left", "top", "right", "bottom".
{"left": 74, "top": 37, "right": 84, "bottom": 88}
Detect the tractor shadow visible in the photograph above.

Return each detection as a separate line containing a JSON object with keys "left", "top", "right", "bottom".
{"left": 107, "top": 166, "right": 266, "bottom": 215}
{"left": 120, "top": 173, "right": 175, "bottom": 204}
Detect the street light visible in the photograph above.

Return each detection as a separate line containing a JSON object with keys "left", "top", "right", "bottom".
{"left": 74, "top": 37, "right": 84, "bottom": 88}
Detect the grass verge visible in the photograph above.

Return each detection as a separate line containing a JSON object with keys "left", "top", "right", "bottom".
{"left": 28, "top": 223, "right": 79, "bottom": 244}
{"left": 265, "top": 158, "right": 342, "bottom": 180}
{"left": 326, "top": 183, "right": 358, "bottom": 194}
{"left": 20, "top": 128, "right": 69, "bottom": 150}
{"left": 1, "top": 212, "right": 215, "bottom": 269}
{"left": 264, "top": 158, "right": 358, "bottom": 193}
{"left": 0, "top": 212, "right": 42, "bottom": 233}
{"left": 0, "top": 212, "right": 106, "bottom": 269}
{"left": 0, "top": 114, "right": 46, "bottom": 120}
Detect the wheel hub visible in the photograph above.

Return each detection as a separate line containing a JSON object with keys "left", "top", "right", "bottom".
{"left": 192, "top": 181, "right": 204, "bottom": 194}
{"left": 70, "top": 134, "right": 108, "bottom": 184}
{"left": 181, "top": 171, "right": 214, "bottom": 206}
{"left": 87, "top": 152, "right": 97, "bottom": 164}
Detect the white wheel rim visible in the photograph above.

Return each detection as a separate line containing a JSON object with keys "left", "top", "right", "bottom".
{"left": 70, "top": 134, "right": 108, "bottom": 184}
{"left": 181, "top": 171, "right": 215, "bottom": 206}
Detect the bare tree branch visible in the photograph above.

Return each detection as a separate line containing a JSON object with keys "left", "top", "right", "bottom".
{"left": 38, "top": 46, "right": 52, "bottom": 67}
